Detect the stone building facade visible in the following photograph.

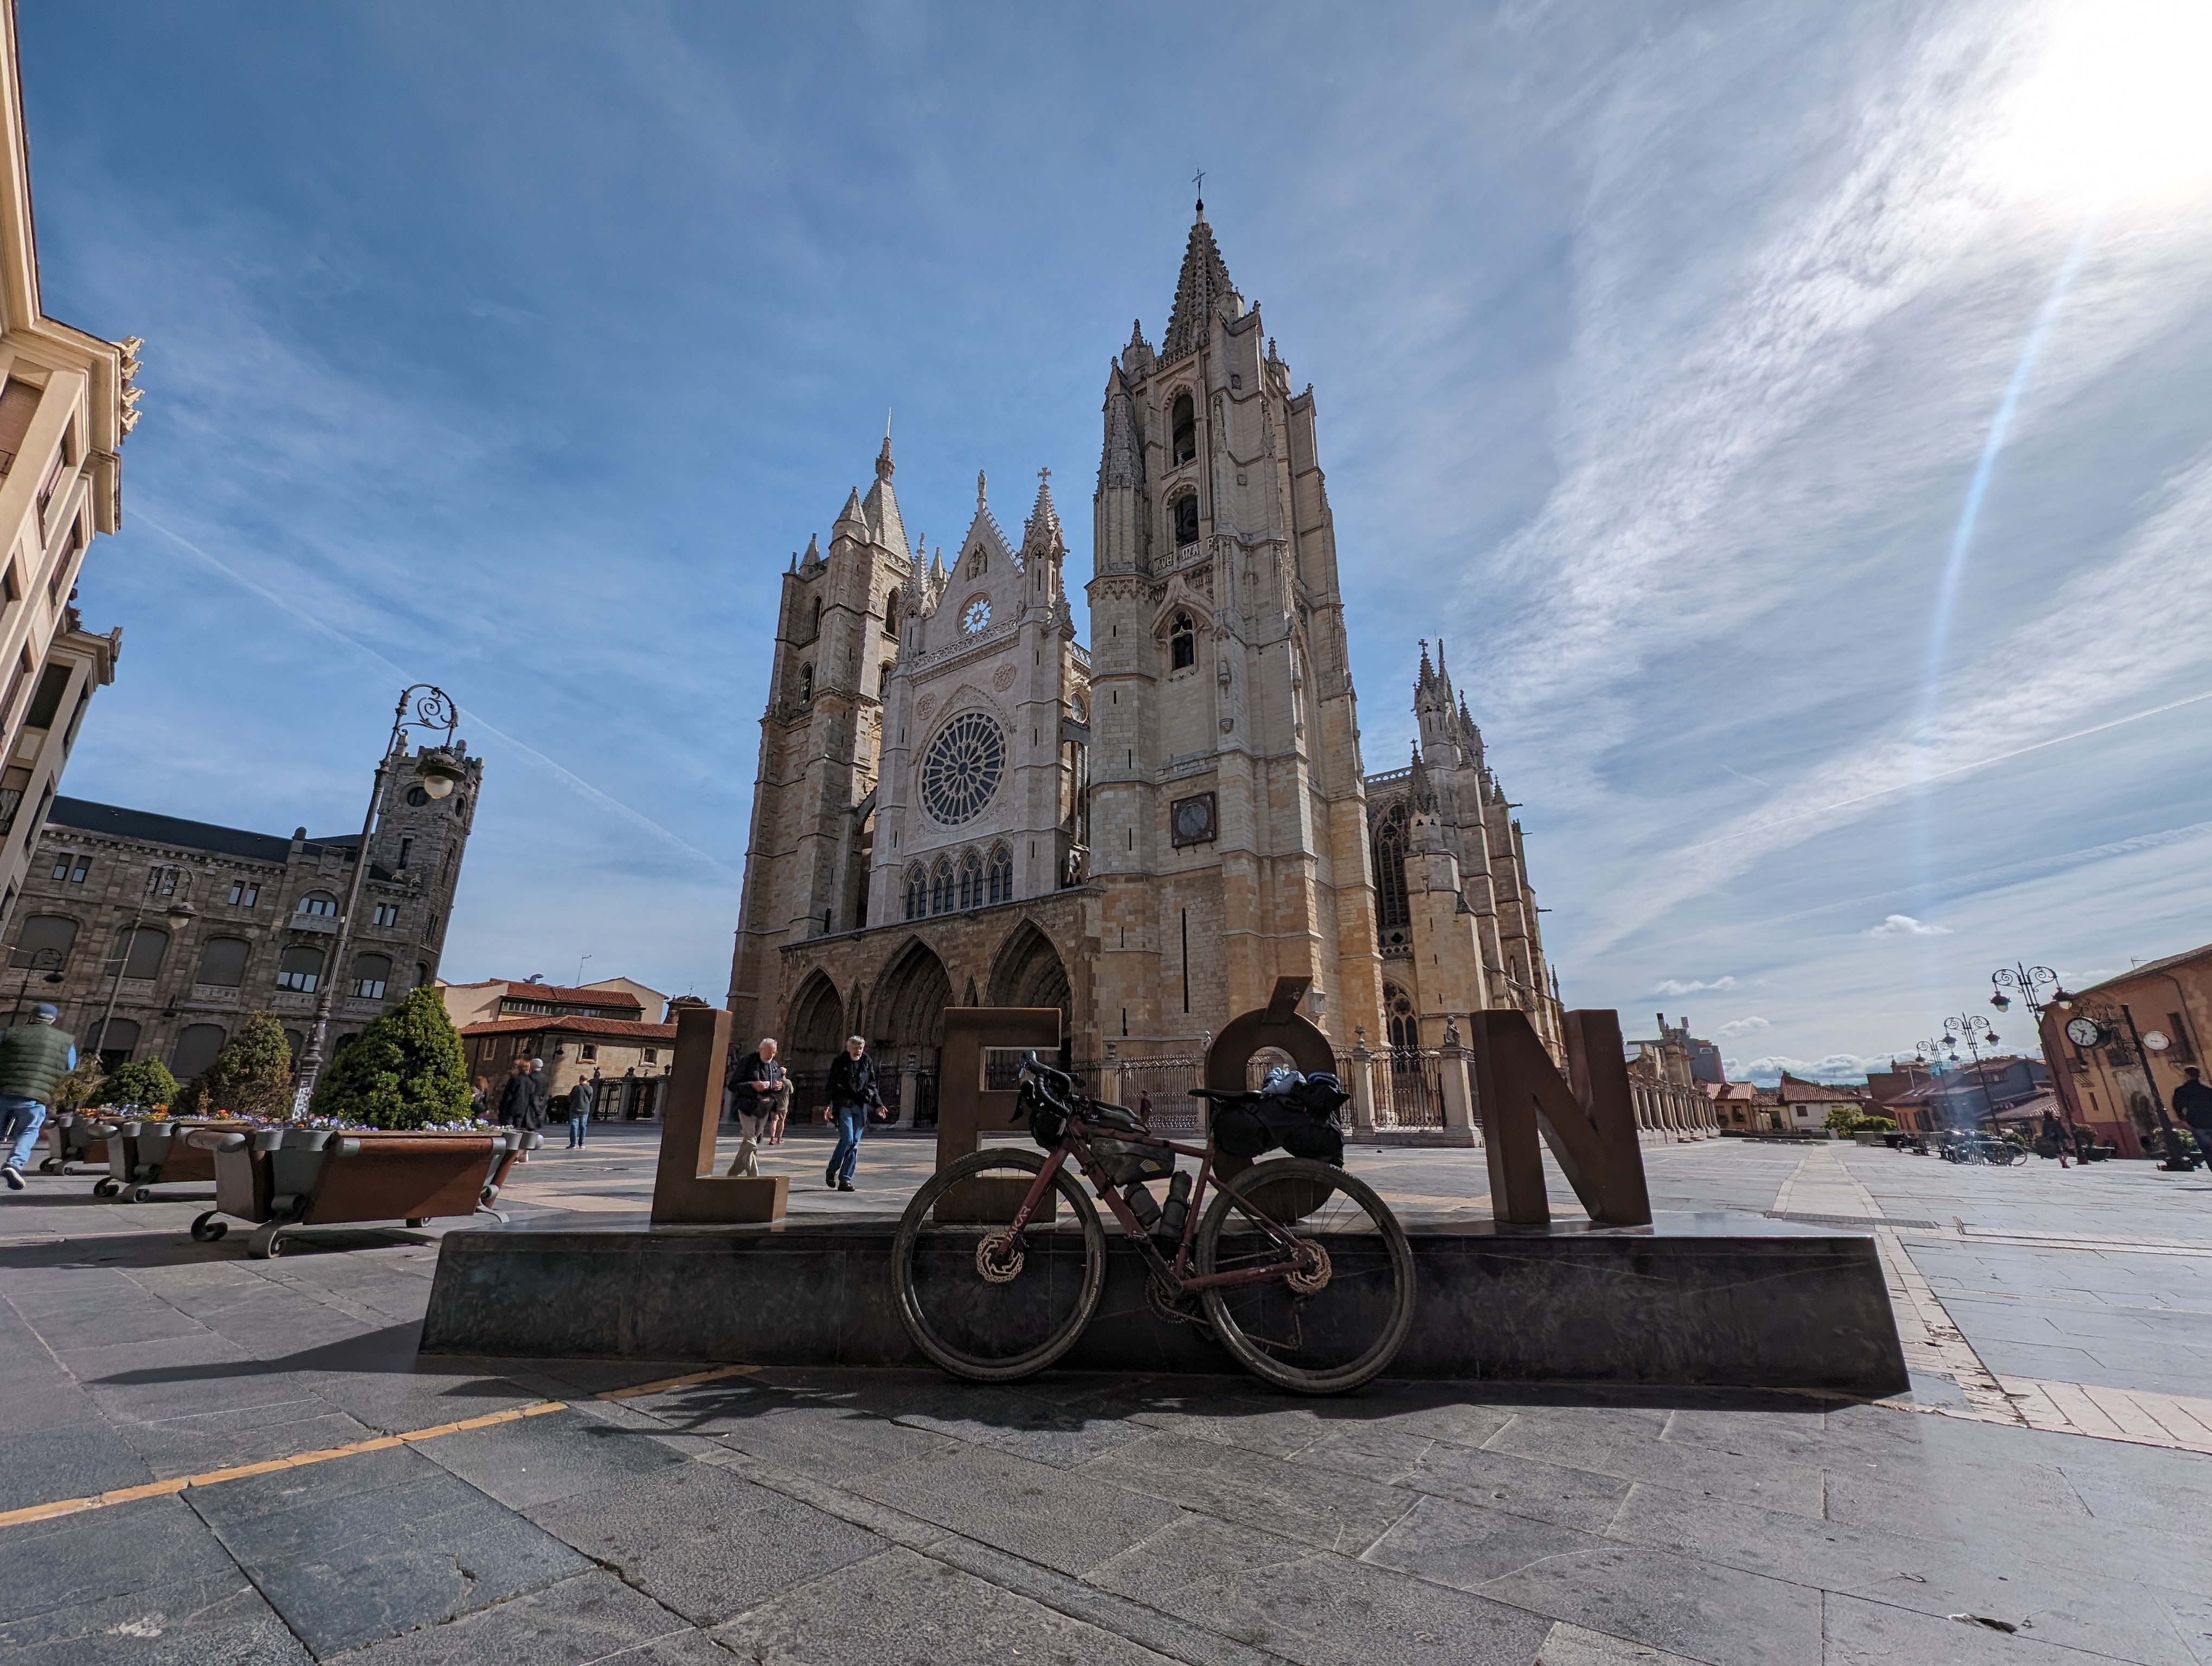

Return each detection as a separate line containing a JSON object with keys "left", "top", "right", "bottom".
{"left": 728, "top": 207, "right": 1558, "bottom": 1103}
{"left": 7, "top": 744, "right": 481, "bottom": 1078}
{"left": 1362, "top": 644, "right": 1561, "bottom": 1055}
{"left": 0, "top": 5, "right": 139, "bottom": 928}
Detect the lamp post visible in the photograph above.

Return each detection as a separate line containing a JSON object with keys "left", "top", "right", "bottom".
{"left": 291, "top": 683, "right": 464, "bottom": 1113}
{"left": 8, "top": 946, "right": 64, "bottom": 1026}
{"left": 1943, "top": 1013, "right": 2003, "bottom": 1130}
{"left": 1988, "top": 962, "right": 2057, "bottom": 1017}
{"left": 93, "top": 903, "right": 196, "bottom": 1065}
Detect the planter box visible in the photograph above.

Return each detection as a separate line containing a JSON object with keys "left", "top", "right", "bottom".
{"left": 38, "top": 1113, "right": 111, "bottom": 1175}
{"left": 88, "top": 1118, "right": 256, "bottom": 1202}
{"left": 183, "top": 1125, "right": 539, "bottom": 1257}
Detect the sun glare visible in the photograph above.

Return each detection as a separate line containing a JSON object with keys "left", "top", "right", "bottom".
{"left": 1982, "top": 0, "right": 2212, "bottom": 213}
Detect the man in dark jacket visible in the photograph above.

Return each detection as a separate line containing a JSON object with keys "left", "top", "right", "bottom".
{"left": 2176, "top": 1067, "right": 2212, "bottom": 1152}
{"left": 1, "top": 1004, "right": 78, "bottom": 1189}
{"left": 824, "top": 1035, "right": 884, "bottom": 1193}
{"left": 725, "top": 1038, "right": 788, "bottom": 1178}
{"left": 566, "top": 1074, "right": 596, "bottom": 1149}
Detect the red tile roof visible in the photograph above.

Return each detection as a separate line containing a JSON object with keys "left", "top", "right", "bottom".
{"left": 1775, "top": 1073, "right": 1868, "bottom": 1104}
{"left": 460, "top": 1015, "right": 676, "bottom": 1041}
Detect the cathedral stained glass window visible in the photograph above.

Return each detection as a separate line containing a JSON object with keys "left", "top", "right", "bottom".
{"left": 919, "top": 710, "right": 1005, "bottom": 825}
{"left": 958, "top": 850, "right": 984, "bottom": 909}
{"left": 987, "top": 845, "right": 1013, "bottom": 905}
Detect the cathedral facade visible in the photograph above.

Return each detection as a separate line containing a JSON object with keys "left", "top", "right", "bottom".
{"left": 727, "top": 210, "right": 1559, "bottom": 1101}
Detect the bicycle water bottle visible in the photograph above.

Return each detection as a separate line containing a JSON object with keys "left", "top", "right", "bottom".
{"left": 1122, "top": 1179, "right": 1162, "bottom": 1229}
{"left": 1155, "top": 1171, "right": 1192, "bottom": 1239}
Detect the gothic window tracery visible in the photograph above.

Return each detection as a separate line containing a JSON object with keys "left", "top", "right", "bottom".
{"left": 987, "top": 845, "right": 1013, "bottom": 905}
{"left": 930, "top": 858, "right": 953, "bottom": 915}
{"left": 1171, "top": 393, "right": 1196, "bottom": 465}
{"left": 808, "top": 597, "right": 822, "bottom": 639}
{"left": 1169, "top": 613, "right": 1196, "bottom": 672}
{"left": 798, "top": 663, "right": 814, "bottom": 703}
{"left": 883, "top": 588, "right": 901, "bottom": 633}
{"left": 919, "top": 710, "right": 1006, "bottom": 825}
{"left": 905, "top": 866, "right": 927, "bottom": 921}
{"left": 1172, "top": 492, "right": 1199, "bottom": 547}
{"left": 1384, "top": 982, "right": 1419, "bottom": 1052}
{"left": 970, "top": 546, "right": 987, "bottom": 575}
{"left": 1374, "top": 802, "right": 1410, "bottom": 935}
{"left": 962, "top": 595, "right": 991, "bottom": 633}
{"left": 958, "top": 849, "right": 985, "bottom": 909}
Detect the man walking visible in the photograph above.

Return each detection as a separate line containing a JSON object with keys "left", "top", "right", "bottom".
{"left": 725, "top": 1037, "right": 790, "bottom": 1178}
{"left": 566, "top": 1072, "right": 596, "bottom": 1149}
{"left": 825, "top": 1034, "right": 884, "bottom": 1193}
{"left": 2176, "top": 1067, "right": 2212, "bottom": 1164}
{"left": 1, "top": 1004, "right": 77, "bottom": 1190}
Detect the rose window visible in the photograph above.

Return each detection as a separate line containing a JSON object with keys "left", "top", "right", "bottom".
{"left": 919, "top": 710, "right": 1006, "bottom": 825}
{"left": 962, "top": 596, "right": 991, "bottom": 633}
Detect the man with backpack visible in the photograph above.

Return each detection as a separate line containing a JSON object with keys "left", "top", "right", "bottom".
{"left": 1, "top": 1004, "right": 78, "bottom": 1190}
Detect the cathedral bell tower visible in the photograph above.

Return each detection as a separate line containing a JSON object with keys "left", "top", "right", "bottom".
{"left": 1085, "top": 201, "right": 1384, "bottom": 1050}
{"left": 727, "top": 438, "right": 913, "bottom": 1052}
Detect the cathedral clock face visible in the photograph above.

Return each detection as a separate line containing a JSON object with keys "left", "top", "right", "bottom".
{"left": 919, "top": 710, "right": 1006, "bottom": 825}
{"left": 2064, "top": 1016, "right": 2105, "bottom": 1048}
{"left": 1170, "top": 792, "right": 1217, "bottom": 847}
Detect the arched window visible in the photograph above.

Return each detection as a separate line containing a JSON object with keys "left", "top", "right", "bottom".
{"left": 295, "top": 891, "right": 338, "bottom": 918}
{"left": 276, "top": 945, "right": 325, "bottom": 993}
{"left": 1384, "top": 983, "right": 1419, "bottom": 1052}
{"left": 195, "top": 936, "right": 251, "bottom": 988}
{"left": 930, "top": 857, "right": 953, "bottom": 915}
{"left": 798, "top": 663, "right": 814, "bottom": 703}
{"left": 170, "top": 1023, "right": 227, "bottom": 1081}
{"left": 118, "top": 926, "right": 169, "bottom": 981}
{"left": 1169, "top": 613, "right": 1196, "bottom": 672}
{"left": 905, "top": 866, "right": 928, "bottom": 921}
{"left": 883, "top": 588, "right": 901, "bottom": 633}
{"left": 1373, "top": 802, "right": 1410, "bottom": 933}
{"left": 92, "top": 1016, "right": 140, "bottom": 1068}
{"left": 1172, "top": 493, "right": 1199, "bottom": 547}
{"left": 1172, "top": 392, "right": 1196, "bottom": 464}
{"left": 352, "top": 952, "right": 393, "bottom": 999}
{"left": 987, "top": 845, "right": 1013, "bottom": 905}
{"left": 10, "top": 914, "right": 77, "bottom": 969}
{"left": 880, "top": 661, "right": 895, "bottom": 696}
{"left": 958, "top": 849, "right": 985, "bottom": 909}
{"left": 808, "top": 597, "right": 822, "bottom": 638}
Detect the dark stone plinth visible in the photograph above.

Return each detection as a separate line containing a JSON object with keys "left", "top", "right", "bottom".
{"left": 419, "top": 1213, "right": 1907, "bottom": 1395}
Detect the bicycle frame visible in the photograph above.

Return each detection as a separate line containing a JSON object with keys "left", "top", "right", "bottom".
{"left": 993, "top": 1112, "right": 1315, "bottom": 1293}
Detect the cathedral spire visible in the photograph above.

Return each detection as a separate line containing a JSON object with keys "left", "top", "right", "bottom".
{"left": 1163, "top": 207, "right": 1237, "bottom": 362}
{"left": 1022, "top": 466, "right": 1065, "bottom": 561}
{"left": 860, "top": 435, "right": 909, "bottom": 559}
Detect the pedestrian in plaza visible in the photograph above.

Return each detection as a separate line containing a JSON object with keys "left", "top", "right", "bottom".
{"left": 470, "top": 1074, "right": 496, "bottom": 1122}
{"left": 0, "top": 1004, "right": 75, "bottom": 1191}
{"left": 725, "top": 1037, "right": 790, "bottom": 1177}
{"left": 496, "top": 1058, "right": 529, "bottom": 1126}
{"left": 825, "top": 1034, "right": 885, "bottom": 1193}
{"left": 566, "top": 1073, "right": 596, "bottom": 1148}
{"left": 2176, "top": 1067, "right": 2212, "bottom": 1163}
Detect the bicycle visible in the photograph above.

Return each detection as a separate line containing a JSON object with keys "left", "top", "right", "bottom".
{"left": 891, "top": 1056, "right": 1416, "bottom": 1395}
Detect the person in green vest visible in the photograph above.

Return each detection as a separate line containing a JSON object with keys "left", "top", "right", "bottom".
{"left": 1, "top": 1003, "right": 78, "bottom": 1189}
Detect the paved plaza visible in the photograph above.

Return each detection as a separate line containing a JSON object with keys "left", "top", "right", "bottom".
{"left": 5, "top": 1132, "right": 2212, "bottom": 1664}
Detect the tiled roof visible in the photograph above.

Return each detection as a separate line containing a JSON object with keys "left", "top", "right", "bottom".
{"left": 455, "top": 978, "right": 646, "bottom": 1011}
{"left": 460, "top": 1015, "right": 675, "bottom": 1041}
{"left": 2070, "top": 942, "right": 2212, "bottom": 998}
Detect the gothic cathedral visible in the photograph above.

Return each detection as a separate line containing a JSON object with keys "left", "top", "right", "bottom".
{"left": 727, "top": 207, "right": 1561, "bottom": 1104}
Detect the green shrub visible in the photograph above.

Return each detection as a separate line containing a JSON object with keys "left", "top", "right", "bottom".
{"left": 97, "top": 1058, "right": 179, "bottom": 1110}
{"left": 1850, "top": 1113, "right": 1896, "bottom": 1133}
{"left": 180, "top": 1011, "right": 295, "bottom": 1120}
{"left": 307, "top": 986, "right": 471, "bottom": 1130}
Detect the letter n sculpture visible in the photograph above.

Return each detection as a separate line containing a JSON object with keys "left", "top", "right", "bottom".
{"left": 1469, "top": 1008, "right": 1652, "bottom": 1228}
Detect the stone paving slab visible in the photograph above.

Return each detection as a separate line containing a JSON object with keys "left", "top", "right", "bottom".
{"left": 9, "top": 1137, "right": 2212, "bottom": 1661}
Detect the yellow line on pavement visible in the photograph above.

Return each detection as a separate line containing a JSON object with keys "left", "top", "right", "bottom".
{"left": 0, "top": 1400, "right": 567, "bottom": 1531}
{"left": 597, "top": 1363, "right": 761, "bottom": 1400}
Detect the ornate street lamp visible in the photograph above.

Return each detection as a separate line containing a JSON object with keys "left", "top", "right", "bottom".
{"left": 8, "top": 945, "right": 64, "bottom": 1026}
{"left": 1943, "top": 1013, "right": 2003, "bottom": 1130}
{"left": 1989, "top": 962, "right": 2057, "bottom": 1015}
{"left": 291, "top": 684, "right": 461, "bottom": 1112}
{"left": 92, "top": 901, "right": 196, "bottom": 1065}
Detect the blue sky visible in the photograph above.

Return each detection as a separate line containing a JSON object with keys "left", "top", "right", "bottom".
{"left": 20, "top": 1, "right": 2212, "bottom": 1080}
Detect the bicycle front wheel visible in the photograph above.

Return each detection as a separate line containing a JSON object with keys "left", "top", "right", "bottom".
{"left": 1195, "top": 1157, "right": 1415, "bottom": 1395}
{"left": 892, "top": 1146, "right": 1106, "bottom": 1383}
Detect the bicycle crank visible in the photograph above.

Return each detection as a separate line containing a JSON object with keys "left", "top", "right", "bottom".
{"left": 1285, "top": 1238, "right": 1333, "bottom": 1296}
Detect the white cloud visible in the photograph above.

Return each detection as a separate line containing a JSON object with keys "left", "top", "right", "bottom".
{"left": 1717, "top": 1016, "right": 1772, "bottom": 1037}
{"left": 1655, "top": 976, "right": 1737, "bottom": 995}
{"left": 1868, "top": 914, "right": 1951, "bottom": 938}
{"left": 1729, "top": 1052, "right": 1887, "bottom": 1085}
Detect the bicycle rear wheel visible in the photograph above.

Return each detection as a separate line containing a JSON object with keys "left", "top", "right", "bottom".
{"left": 1194, "top": 1158, "right": 1415, "bottom": 1395}
{"left": 892, "top": 1146, "right": 1106, "bottom": 1382}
